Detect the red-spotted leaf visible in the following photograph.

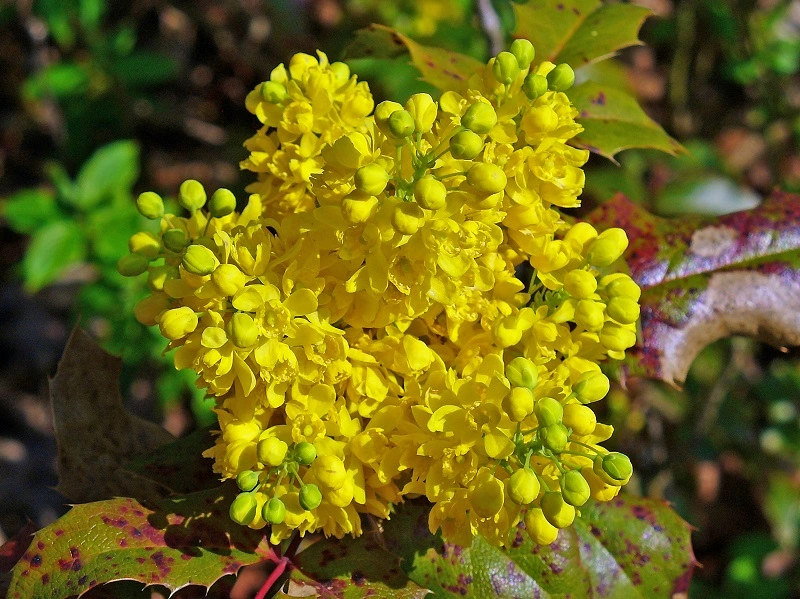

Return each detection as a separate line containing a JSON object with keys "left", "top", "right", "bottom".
{"left": 380, "top": 495, "right": 694, "bottom": 598}
{"left": 588, "top": 192, "right": 800, "bottom": 385}
{"left": 5, "top": 484, "right": 274, "bottom": 599}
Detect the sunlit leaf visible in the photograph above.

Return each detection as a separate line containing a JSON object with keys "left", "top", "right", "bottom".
{"left": 22, "top": 63, "right": 90, "bottom": 99}
{"left": 2, "top": 188, "right": 63, "bottom": 234}
{"left": 73, "top": 140, "right": 140, "bottom": 209}
{"left": 21, "top": 220, "right": 86, "bottom": 291}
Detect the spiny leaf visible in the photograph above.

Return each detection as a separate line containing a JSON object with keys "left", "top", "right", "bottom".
{"left": 51, "top": 327, "right": 174, "bottom": 504}
{"left": 380, "top": 495, "right": 694, "bottom": 598}
{"left": 569, "top": 82, "right": 684, "bottom": 160}
{"left": 588, "top": 192, "right": 800, "bottom": 385}
{"left": 344, "top": 24, "right": 481, "bottom": 94}
{"left": 5, "top": 484, "right": 274, "bottom": 599}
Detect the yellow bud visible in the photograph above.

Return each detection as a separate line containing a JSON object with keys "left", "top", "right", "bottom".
{"left": 227, "top": 312, "right": 259, "bottom": 348}
{"left": 508, "top": 469, "right": 540, "bottom": 505}
{"left": 547, "top": 63, "right": 575, "bottom": 91}
{"left": 522, "top": 73, "right": 548, "bottom": 100}
{"left": 354, "top": 163, "right": 390, "bottom": 196}
{"left": 414, "top": 176, "right": 447, "bottom": 210}
{"left": 605, "top": 275, "right": 641, "bottom": 301}
{"left": 330, "top": 61, "right": 351, "bottom": 83}
{"left": 504, "top": 386, "right": 535, "bottom": 422}
{"left": 563, "top": 222, "right": 598, "bottom": 253}
{"left": 468, "top": 475, "right": 505, "bottom": 518}
{"left": 540, "top": 491, "right": 575, "bottom": 528}
{"left": 178, "top": 179, "right": 207, "bottom": 212}
{"left": 466, "top": 163, "right": 507, "bottom": 194}
{"left": 405, "top": 93, "right": 438, "bottom": 134}
{"left": 541, "top": 423, "right": 568, "bottom": 453}
{"left": 388, "top": 109, "right": 415, "bottom": 138}
{"left": 182, "top": 244, "right": 219, "bottom": 276}
{"left": 299, "top": 483, "right": 323, "bottom": 510}
{"left": 257, "top": 437, "right": 288, "bottom": 467}
{"left": 209, "top": 188, "right": 237, "bottom": 218}
{"left": 525, "top": 507, "right": 559, "bottom": 545}
{"left": 392, "top": 202, "right": 424, "bottom": 235}
{"left": 523, "top": 105, "right": 558, "bottom": 134}
{"left": 587, "top": 228, "right": 628, "bottom": 267}
{"left": 574, "top": 299, "right": 605, "bottom": 331}
{"left": 374, "top": 101, "right": 403, "bottom": 133}
{"left": 582, "top": 465, "right": 621, "bottom": 501}
{"left": 493, "top": 51, "right": 521, "bottom": 85}
{"left": 136, "top": 191, "right": 164, "bottom": 219}
{"left": 341, "top": 194, "right": 379, "bottom": 224}
{"left": 510, "top": 38, "right": 535, "bottom": 69}
{"left": 159, "top": 306, "right": 198, "bottom": 340}
{"left": 574, "top": 371, "right": 610, "bottom": 404}
{"left": 162, "top": 228, "right": 188, "bottom": 253}
{"left": 494, "top": 314, "right": 523, "bottom": 347}
{"left": 212, "top": 264, "right": 247, "bottom": 297}
{"left": 563, "top": 270, "right": 597, "bottom": 299}
{"left": 599, "top": 324, "right": 637, "bottom": 352}
{"left": 129, "top": 231, "right": 161, "bottom": 259}
{"left": 116, "top": 253, "right": 149, "bottom": 277}
{"left": 326, "top": 478, "right": 355, "bottom": 508}
{"left": 229, "top": 492, "right": 258, "bottom": 526}
{"left": 562, "top": 403, "right": 597, "bottom": 436}
{"left": 134, "top": 293, "right": 170, "bottom": 326}
{"left": 506, "top": 356, "right": 538, "bottom": 390}
{"left": 606, "top": 297, "right": 640, "bottom": 324}
{"left": 147, "top": 265, "right": 179, "bottom": 291}
{"left": 461, "top": 102, "right": 497, "bottom": 134}
{"left": 449, "top": 130, "right": 483, "bottom": 160}
{"left": 560, "top": 470, "right": 591, "bottom": 507}
{"left": 261, "top": 81, "right": 288, "bottom": 103}
{"left": 312, "top": 455, "right": 347, "bottom": 490}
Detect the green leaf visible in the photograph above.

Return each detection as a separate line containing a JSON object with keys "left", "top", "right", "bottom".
{"left": 111, "top": 52, "right": 178, "bottom": 88}
{"left": 379, "top": 495, "right": 694, "bottom": 598}
{"left": 513, "top": 1, "right": 651, "bottom": 67}
{"left": 345, "top": 24, "right": 482, "bottom": 94}
{"left": 5, "top": 484, "right": 275, "bottom": 599}
{"left": 568, "top": 82, "right": 683, "bottom": 160}
{"left": 22, "top": 62, "right": 90, "bottom": 99}
{"left": 33, "top": 0, "right": 75, "bottom": 49}
{"left": 73, "top": 140, "right": 140, "bottom": 210}
{"left": 86, "top": 204, "right": 144, "bottom": 264}
{"left": 2, "top": 188, "right": 63, "bottom": 233}
{"left": 78, "top": 0, "right": 104, "bottom": 31}
{"left": 21, "top": 220, "right": 86, "bottom": 291}
{"left": 587, "top": 191, "right": 800, "bottom": 385}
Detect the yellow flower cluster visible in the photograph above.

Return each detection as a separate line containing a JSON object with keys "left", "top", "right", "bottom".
{"left": 121, "top": 41, "right": 640, "bottom": 548}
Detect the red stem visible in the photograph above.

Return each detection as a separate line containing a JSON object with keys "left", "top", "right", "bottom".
{"left": 254, "top": 556, "right": 289, "bottom": 599}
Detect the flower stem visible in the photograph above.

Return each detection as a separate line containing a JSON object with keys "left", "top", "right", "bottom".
{"left": 255, "top": 556, "right": 289, "bottom": 599}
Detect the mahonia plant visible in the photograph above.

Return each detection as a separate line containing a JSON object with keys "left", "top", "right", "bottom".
{"left": 119, "top": 41, "right": 640, "bottom": 548}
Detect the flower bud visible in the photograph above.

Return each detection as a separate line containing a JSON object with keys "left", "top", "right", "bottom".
{"left": 468, "top": 475, "right": 505, "bottom": 518}
{"left": 295, "top": 442, "right": 317, "bottom": 465}
{"left": 606, "top": 276, "right": 641, "bottom": 301}
{"left": 261, "top": 81, "right": 288, "bottom": 103}
{"left": 116, "top": 253, "right": 150, "bottom": 277}
{"left": 581, "top": 465, "right": 620, "bottom": 501}
{"left": 388, "top": 109, "right": 416, "bottom": 138}
{"left": 574, "top": 299, "right": 605, "bottom": 331}
{"left": 299, "top": 483, "right": 323, "bottom": 510}
{"left": 449, "top": 130, "right": 483, "bottom": 160}
{"left": 508, "top": 468, "right": 540, "bottom": 505}
{"left": 493, "top": 51, "right": 521, "bottom": 85}
{"left": 414, "top": 176, "right": 447, "bottom": 210}
{"left": 523, "top": 105, "right": 559, "bottom": 133}
{"left": 129, "top": 231, "right": 161, "bottom": 259}
{"left": 341, "top": 194, "right": 379, "bottom": 224}
{"left": 466, "top": 163, "right": 507, "bottom": 194}
{"left": 540, "top": 491, "right": 575, "bottom": 528}
{"left": 535, "top": 397, "right": 563, "bottom": 427}
{"left": 599, "top": 324, "right": 637, "bottom": 352}
{"left": 263, "top": 497, "right": 287, "bottom": 525}
{"left": 606, "top": 297, "right": 640, "bottom": 324}
{"left": 209, "top": 188, "right": 237, "bottom": 218}
{"left": 547, "top": 63, "right": 575, "bottom": 91}
{"left": 236, "top": 470, "right": 260, "bottom": 492}
{"left": 257, "top": 437, "right": 288, "bottom": 467}
{"left": 510, "top": 38, "right": 535, "bottom": 69}
{"left": 159, "top": 307, "right": 198, "bottom": 340}
{"left": 593, "top": 452, "right": 633, "bottom": 486}
{"left": 563, "top": 221, "right": 598, "bottom": 253}
{"left": 392, "top": 202, "right": 424, "bottom": 235}
{"left": 587, "top": 228, "right": 628, "bottom": 267}
{"left": 506, "top": 357, "right": 538, "bottom": 390}
{"left": 136, "top": 191, "right": 164, "bottom": 219}
{"left": 162, "top": 228, "right": 188, "bottom": 253}
{"left": 312, "top": 455, "right": 347, "bottom": 490}
{"left": 182, "top": 244, "right": 219, "bottom": 275}
{"left": 564, "top": 269, "right": 597, "bottom": 299}
{"left": 560, "top": 470, "right": 591, "bottom": 507}
{"left": 405, "top": 93, "right": 438, "bottom": 134}
{"left": 562, "top": 403, "right": 597, "bottom": 436}
{"left": 540, "top": 423, "right": 569, "bottom": 453}
{"left": 522, "top": 73, "right": 548, "bottom": 100}
{"left": 354, "top": 163, "right": 390, "bottom": 196}
{"left": 574, "top": 370, "right": 610, "bottom": 404}
{"left": 212, "top": 264, "right": 247, "bottom": 297}
{"left": 525, "top": 507, "right": 559, "bottom": 545}
{"left": 134, "top": 293, "right": 170, "bottom": 326}
{"left": 461, "top": 102, "right": 497, "bottom": 134}
{"left": 227, "top": 312, "right": 259, "bottom": 348}
{"left": 178, "top": 179, "right": 207, "bottom": 212}
{"left": 330, "top": 61, "right": 351, "bottom": 83}
{"left": 147, "top": 265, "right": 178, "bottom": 291}
{"left": 229, "top": 492, "right": 258, "bottom": 525}
{"left": 374, "top": 101, "right": 403, "bottom": 132}
{"left": 505, "top": 386, "right": 535, "bottom": 422}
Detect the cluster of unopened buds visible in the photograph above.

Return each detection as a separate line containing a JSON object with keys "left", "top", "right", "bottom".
{"left": 119, "top": 38, "right": 641, "bottom": 548}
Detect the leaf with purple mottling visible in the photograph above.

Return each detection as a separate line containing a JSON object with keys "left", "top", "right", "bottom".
{"left": 588, "top": 192, "right": 800, "bottom": 385}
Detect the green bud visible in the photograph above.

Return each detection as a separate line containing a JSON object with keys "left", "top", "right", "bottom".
{"left": 547, "top": 63, "right": 575, "bottom": 92}
{"left": 506, "top": 357, "right": 538, "bottom": 390}
{"left": 178, "top": 179, "right": 207, "bottom": 212}
{"left": 540, "top": 423, "right": 569, "bottom": 453}
{"left": 574, "top": 370, "right": 610, "bottom": 404}
{"left": 414, "top": 176, "right": 448, "bottom": 210}
{"left": 493, "top": 51, "right": 521, "bottom": 85}
{"left": 461, "top": 102, "right": 497, "bottom": 134}
{"left": 227, "top": 312, "right": 260, "bottom": 348}
{"left": 594, "top": 452, "right": 633, "bottom": 485}
{"left": 466, "top": 163, "right": 507, "bottom": 194}
{"left": 563, "top": 270, "right": 597, "bottom": 299}
{"left": 182, "top": 244, "right": 219, "bottom": 275}
{"left": 162, "top": 228, "right": 189, "bottom": 253}
{"left": 606, "top": 296, "right": 640, "bottom": 325}
{"left": 587, "top": 228, "right": 628, "bottom": 267}
{"left": 354, "top": 163, "right": 390, "bottom": 195}
{"left": 136, "top": 192, "right": 164, "bottom": 219}
{"left": 129, "top": 231, "right": 161, "bottom": 259}
{"left": 229, "top": 492, "right": 258, "bottom": 525}
{"left": 299, "top": 483, "right": 323, "bottom": 510}
{"left": 522, "top": 73, "right": 548, "bottom": 100}
{"left": 263, "top": 497, "right": 287, "bottom": 525}
{"left": 535, "top": 397, "right": 563, "bottom": 427}
{"left": 449, "top": 130, "right": 484, "bottom": 160}
{"left": 374, "top": 100, "right": 403, "bottom": 132}
{"left": 209, "top": 188, "right": 237, "bottom": 218}
{"left": 116, "top": 253, "right": 150, "bottom": 277}
{"left": 540, "top": 491, "right": 575, "bottom": 528}
{"left": 560, "top": 470, "right": 591, "bottom": 507}
{"left": 387, "top": 109, "right": 416, "bottom": 138}
{"left": 261, "top": 81, "right": 288, "bottom": 103}
{"left": 236, "top": 470, "right": 260, "bottom": 492}
{"left": 508, "top": 468, "right": 540, "bottom": 504}
{"left": 295, "top": 441, "right": 317, "bottom": 465}
{"left": 510, "top": 38, "right": 535, "bottom": 69}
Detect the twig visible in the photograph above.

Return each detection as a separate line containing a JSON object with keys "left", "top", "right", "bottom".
{"left": 476, "top": 0, "right": 504, "bottom": 56}
{"left": 254, "top": 557, "right": 289, "bottom": 599}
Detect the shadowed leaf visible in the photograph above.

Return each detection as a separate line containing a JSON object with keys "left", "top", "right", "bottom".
{"left": 588, "top": 192, "right": 800, "bottom": 385}
{"left": 51, "top": 327, "right": 174, "bottom": 503}
{"left": 5, "top": 484, "right": 274, "bottom": 599}
{"left": 22, "top": 220, "right": 87, "bottom": 291}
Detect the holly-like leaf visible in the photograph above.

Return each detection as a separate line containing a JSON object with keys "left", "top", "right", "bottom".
{"left": 588, "top": 192, "right": 800, "bottom": 385}
{"left": 513, "top": 1, "right": 651, "bottom": 67}
{"left": 51, "top": 327, "right": 174, "bottom": 503}
{"left": 569, "top": 82, "right": 684, "bottom": 160}
{"left": 380, "top": 495, "right": 694, "bottom": 598}
{"left": 5, "top": 484, "right": 275, "bottom": 599}
{"left": 345, "top": 24, "right": 481, "bottom": 94}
